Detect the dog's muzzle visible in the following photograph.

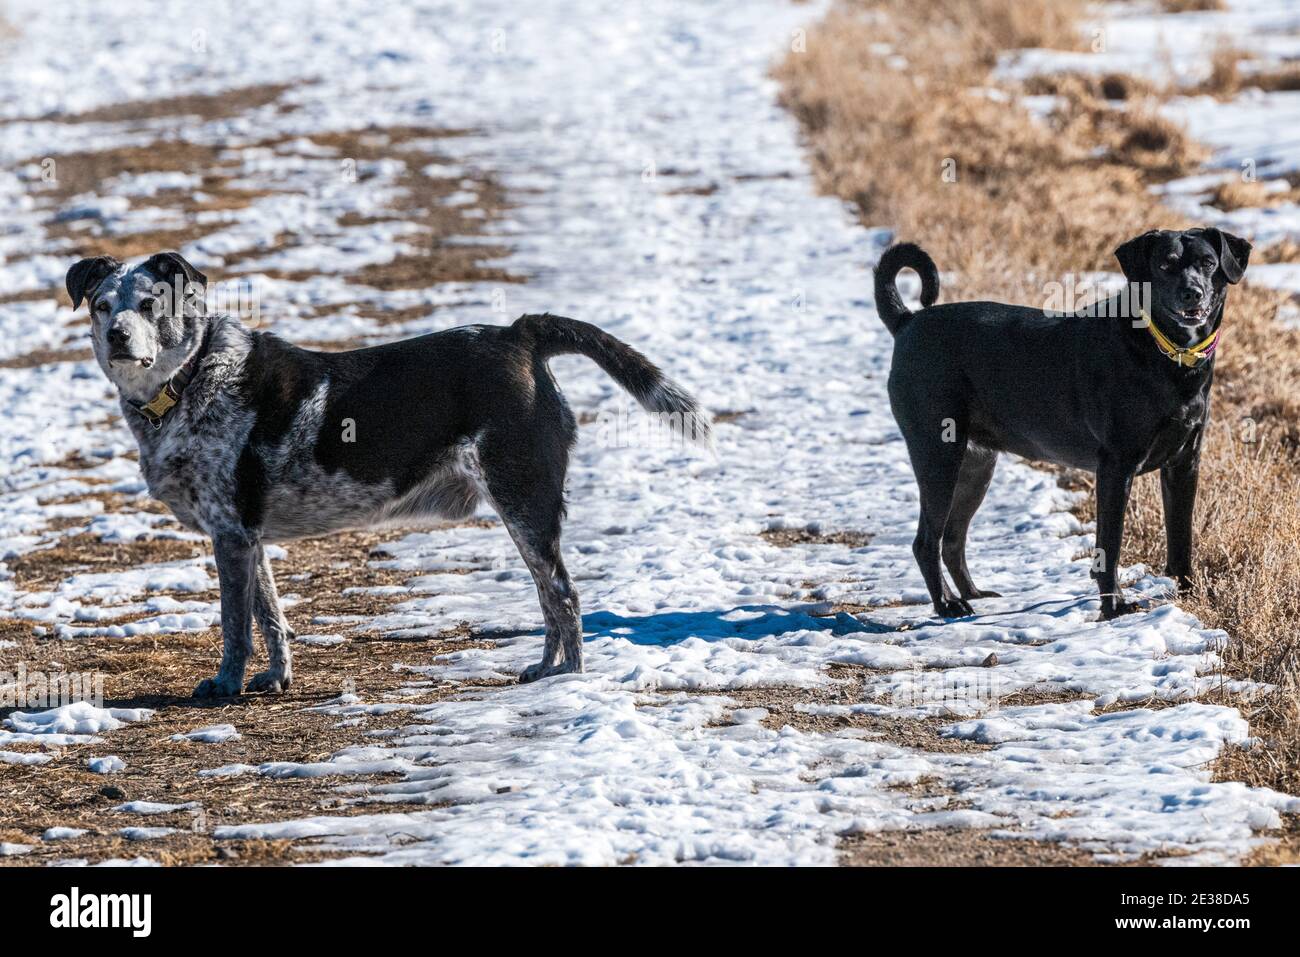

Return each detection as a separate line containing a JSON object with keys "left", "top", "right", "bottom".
{"left": 110, "top": 351, "right": 155, "bottom": 367}
{"left": 107, "top": 325, "right": 155, "bottom": 366}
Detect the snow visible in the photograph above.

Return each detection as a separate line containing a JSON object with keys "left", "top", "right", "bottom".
{"left": 294, "top": 633, "right": 348, "bottom": 647}
{"left": 89, "top": 857, "right": 161, "bottom": 867}
{"left": 0, "top": 0, "right": 1296, "bottom": 865}
{"left": 198, "top": 764, "right": 258, "bottom": 779}
{"left": 1, "top": 750, "right": 53, "bottom": 766}
{"left": 171, "top": 724, "right": 241, "bottom": 744}
{"left": 42, "top": 827, "right": 88, "bottom": 842}
{"left": 113, "top": 801, "right": 200, "bottom": 816}
{"left": 3, "top": 702, "right": 153, "bottom": 736}
{"left": 119, "top": 827, "right": 178, "bottom": 841}
{"left": 997, "top": 0, "right": 1300, "bottom": 89}
{"left": 86, "top": 755, "right": 127, "bottom": 774}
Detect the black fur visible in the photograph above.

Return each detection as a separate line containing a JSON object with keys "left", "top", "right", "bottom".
{"left": 65, "top": 255, "right": 122, "bottom": 308}
{"left": 232, "top": 314, "right": 711, "bottom": 530}
{"left": 873, "top": 242, "right": 940, "bottom": 335}
{"left": 874, "top": 227, "right": 1250, "bottom": 621}
{"left": 140, "top": 251, "right": 208, "bottom": 312}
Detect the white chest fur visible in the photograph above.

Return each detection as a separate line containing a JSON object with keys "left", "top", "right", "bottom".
{"left": 127, "top": 394, "right": 254, "bottom": 537}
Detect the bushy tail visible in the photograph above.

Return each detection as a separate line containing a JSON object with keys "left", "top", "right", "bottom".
{"left": 513, "top": 313, "right": 713, "bottom": 449}
{"left": 873, "top": 242, "right": 940, "bottom": 335}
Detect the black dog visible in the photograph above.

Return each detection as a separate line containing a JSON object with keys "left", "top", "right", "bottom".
{"left": 874, "top": 227, "right": 1250, "bottom": 620}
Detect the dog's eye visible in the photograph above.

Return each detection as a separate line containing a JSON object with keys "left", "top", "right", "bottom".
{"left": 1200, "top": 258, "right": 1215, "bottom": 269}
{"left": 138, "top": 297, "right": 157, "bottom": 317}
{"left": 95, "top": 301, "right": 110, "bottom": 314}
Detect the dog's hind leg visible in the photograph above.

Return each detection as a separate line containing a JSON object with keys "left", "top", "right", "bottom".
{"left": 941, "top": 445, "right": 1000, "bottom": 601}
{"left": 194, "top": 531, "right": 257, "bottom": 698}
{"left": 494, "top": 488, "right": 582, "bottom": 683}
{"left": 905, "top": 432, "right": 972, "bottom": 619}
{"left": 507, "top": 515, "right": 581, "bottom": 684}
{"left": 247, "top": 545, "right": 293, "bottom": 693}
{"left": 478, "top": 429, "right": 583, "bottom": 683}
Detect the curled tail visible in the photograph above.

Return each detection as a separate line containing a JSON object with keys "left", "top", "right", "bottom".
{"left": 874, "top": 242, "right": 940, "bottom": 335}
{"left": 513, "top": 313, "right": 713, "bottom": 449}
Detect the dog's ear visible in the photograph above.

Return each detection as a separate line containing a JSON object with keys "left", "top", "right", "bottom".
{"left": 1113, "top": 231, "right": 1160, "bottom": 283}
{"left": 1205, "top": 228, "right": 1251, "bottom": 284}
{"left": 65, "top": 256, "right": 122, "bottom": 309}
{"left": 141, "top": 251, "right": 207, "bottom": 294}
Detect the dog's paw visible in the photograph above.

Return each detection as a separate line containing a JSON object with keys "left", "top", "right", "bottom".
{"left": 1099, "top": 598, "right": 1141, "bottom": 621}
{"left": 518, "top": 661, "right": 581, "bottom": 684}
{"left": 965, "top": 589, "right": 1002, "bottom": 600}
{"left": 245, "top": 670, "right": 292, "bottom": 694}
{"left": 934, "top": 599, "right": 974, "bottom": 619}
{"left": 192, "top": 674, "right": 243, "bottom": 699}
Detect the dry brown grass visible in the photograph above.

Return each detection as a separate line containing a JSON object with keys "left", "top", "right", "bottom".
{"left": 0, "top": 346, "right": 93, "bottom": 368}
{"left": 839, "top": 826, "right": 1105, "bottom": 866}
{"left": 1202, "top": 37, "right": 1246, "bottom": 97}
{"left": 1197, "top": 39, "right": 1300, "bottom": 98}
{"left": 44, "top": 83, "right": 292, "bottom": 125}
{"left": 760, "top": 527, "right": 874, "bottom": 548}
{"left": 1023, "top": 71, "right": 1162, "bottom": 102}
{"left": 779, "top": 0, "right": 1300, "bottom": 799}
{"left": 1205, "top": 178, "right": 1299, "bottom": 212}
{"left": 775, "top": 0, "right": 1204, "bottom": 304}
{"left": 1161, "top": 0, "right": 1226, "bottom": 12}
{"left": 693, "top": 665, "right": 996, "bottom": 754}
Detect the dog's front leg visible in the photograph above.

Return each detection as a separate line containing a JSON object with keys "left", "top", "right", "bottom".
{"left": 1092, "top": 460, "right": 1138, "bottom": 620}
{"left": 193, "top": 531, "right": 257, "bottom": 698}
{"left": 1160, "top": 452, "right": 1200, "bottom": 593}
{"left": 248, "top": 545, "right": 294, "bottom": 693}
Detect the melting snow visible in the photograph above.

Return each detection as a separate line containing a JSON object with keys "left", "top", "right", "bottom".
{"left": 170, "top": 724, "right": 242, "bottom": 744}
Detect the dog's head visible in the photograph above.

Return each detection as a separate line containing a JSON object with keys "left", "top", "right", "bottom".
{"left": 66, "top": 251, "right": 208, "bottom": 393}
{"left": 1114, "top": 227, "right": 1250, "bottom": 344}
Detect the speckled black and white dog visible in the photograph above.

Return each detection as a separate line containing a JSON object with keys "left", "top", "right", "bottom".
{"left": 67, "top": 252, "right": 711, "bottom": 698}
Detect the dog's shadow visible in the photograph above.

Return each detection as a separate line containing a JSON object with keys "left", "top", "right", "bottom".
{"left": 74, "top": 609, "right": 876, "bottom": 711}
{"left": 0, "top": 609, "right": 895, "bottom": 719}
{"left": 580, "top": 604, "right": 895, "bottom": 647}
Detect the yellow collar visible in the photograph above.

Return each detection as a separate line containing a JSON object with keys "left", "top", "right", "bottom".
{"left": 129, "top": 330, "right": 211, "bottom": 429}
{"left": 136, "top": 379, "right": 183, "bottom": 427}
{"left": 1138, "top": 312, "right": 1220, "bottom": 368}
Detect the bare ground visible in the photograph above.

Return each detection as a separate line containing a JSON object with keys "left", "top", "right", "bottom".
{"left": 0, "top": 526, "right": 510, "bottom": 866}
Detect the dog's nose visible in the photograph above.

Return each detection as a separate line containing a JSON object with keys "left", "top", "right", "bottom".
{"left": 1179, "top": 287, "right": 1202, "bottom": 306}
{"left": 107, "top": 325, "right": 129, "bottom": 349}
